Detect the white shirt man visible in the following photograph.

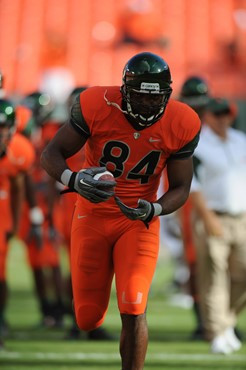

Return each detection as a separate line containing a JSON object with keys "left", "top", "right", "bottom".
{"left": 190, "top": 98, "right": 246, "bottom": 355}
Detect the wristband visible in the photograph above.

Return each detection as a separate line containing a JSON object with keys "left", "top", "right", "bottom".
{"left": 153, "top": 203, "right": 162, "bottom": 216}
{"left": 29, "top": 207, "right": 44, "bottom": 225}
{"left": 61, "top": 169, "right": 73, "bottom": 186}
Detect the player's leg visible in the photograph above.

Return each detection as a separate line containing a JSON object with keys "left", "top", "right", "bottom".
{"left": 19, "top": 203, "right": 52, "bottom": 324}
{"left": 120, "top": 313, "right": 148, "bottom": 369}
{"left": 180, "top": 201, "right": 204, "bottom": 339}
{"left": 70, "top": 217, "right": 114, "bottom": 331}
{"left": 0, "top": 231, "right": 8, "bottom": 342}
{"left": 114, "top": 219, "right": 160, "bottom": 369}
{"left": 42, "top": 234, "right": 64, "bottom": 327}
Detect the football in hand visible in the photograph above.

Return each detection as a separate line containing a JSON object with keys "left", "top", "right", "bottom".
{"left": 93, "top": 170, "right": 116, "bottom": 192}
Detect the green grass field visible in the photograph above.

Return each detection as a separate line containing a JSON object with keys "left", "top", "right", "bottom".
{"left": 0, "top": 239, "right": 245, "bottom": 370}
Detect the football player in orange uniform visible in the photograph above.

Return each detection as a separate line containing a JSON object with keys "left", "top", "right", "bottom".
{"left": 19, "top": 93, "right": 64, "bottom": 327}
{"left": 41, "top": 52, "right": 201, "bottom": 369}
{"left": 0, "top": 99, "right": 35, "bottom": 347}
{"left": 178, "top": 76, "right": 210, "bottom": 340}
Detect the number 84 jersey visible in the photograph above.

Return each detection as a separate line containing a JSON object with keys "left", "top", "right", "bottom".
{"left": 70, "top": 86, "right": 201, "bottom": 207}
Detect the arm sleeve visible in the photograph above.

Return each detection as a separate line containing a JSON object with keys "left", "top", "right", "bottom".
{"left": 168, "top": 131, "right": 200, "bottom": 160}
{"left": 69, "top": 96, "right": 91, "bottom": 138}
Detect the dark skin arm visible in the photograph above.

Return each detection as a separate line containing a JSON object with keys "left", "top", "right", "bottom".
{"left": 157, "top": 157, "right": 193, "bottom": 215}
{"left": 9, "top": 172, "right": 25, "bottom": 234}
{"left": 40, "top": 123, "right": 87, "bottom": 181}
{"left": 41, "top": 121, "right": 193, "bottom": 216}
{"left": 46, "top": 176, "right": 59, "bottom": 226}
{"left": 24, "top": 172, "right": 37, "bottom": 208}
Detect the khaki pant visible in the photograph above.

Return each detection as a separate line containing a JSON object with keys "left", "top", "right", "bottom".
{"left": 193, "top": 213, "right": 246, "bottom": 340}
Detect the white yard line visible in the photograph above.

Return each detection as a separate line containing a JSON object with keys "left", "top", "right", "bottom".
{"left": 0, "top": 352, "right": 246, "bottom": 361}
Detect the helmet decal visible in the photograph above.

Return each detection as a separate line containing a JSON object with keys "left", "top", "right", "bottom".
{"left": 140, "top": 82, "right": 161, "bottom": 92}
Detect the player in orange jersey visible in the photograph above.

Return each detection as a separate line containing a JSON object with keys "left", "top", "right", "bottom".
{"left": 0, "top": 99, "right": 35, "bottom": 348}
{"left": 19, "top": 92, "right": 64, "bottom": 327}
{"left": 178, "top": 76, "right": 210, "bottom": 340}
{"left": 41, "top": 52, "right": 201, "bottom": 368}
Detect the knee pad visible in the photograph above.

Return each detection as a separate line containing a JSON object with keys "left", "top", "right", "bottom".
{"left": 118, "top": 275, "right": 149, "bottom": 315}
{"left": 75, "top": 303, "right": 105, "bottom": 331}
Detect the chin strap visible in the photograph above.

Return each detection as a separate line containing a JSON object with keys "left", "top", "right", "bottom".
{"left": 103, "top": 89, "right": 153, "bottom": 127}
{"left": 104, "top": 90, "right": 128, "bottom": 114}
{"left": 103, "top": 89, "right": 164, "bottom": 128}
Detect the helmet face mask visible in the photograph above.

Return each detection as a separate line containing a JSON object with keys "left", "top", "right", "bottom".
{"left": 121, "top": 52, "right": 172, "bottom": 128}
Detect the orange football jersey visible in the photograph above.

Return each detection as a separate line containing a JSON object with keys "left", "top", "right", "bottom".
{"left": 0, "top": 133, "right": 35, "bottom": 230}
{"left": 72, "top": 86, "right": 200, "bottom": 210}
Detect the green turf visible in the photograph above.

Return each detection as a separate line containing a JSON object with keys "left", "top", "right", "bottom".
{"left": 0, "top": 239, "right": 245, "bottom": 370}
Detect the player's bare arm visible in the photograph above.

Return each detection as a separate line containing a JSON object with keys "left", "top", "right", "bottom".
{"left": 115, "top": 156, "right": 193, "bottom": 227}
{"left": 41, "top": 122, "right": 116, "bottom": 203}
{"left": 157, "top": 157, "right": 193, "bottom": 214}
{"left": 41, "top": 122, "right": 86, "bottom": 182}
{"left": 9, "top": 172, "right": 25, "bottom": 234}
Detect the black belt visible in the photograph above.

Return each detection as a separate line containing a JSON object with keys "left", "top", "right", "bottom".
{"left": 213, "top": 211, "right": 245, "bottom": 218}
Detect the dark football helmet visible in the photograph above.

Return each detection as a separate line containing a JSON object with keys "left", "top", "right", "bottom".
{"left": 0, "top": 99, "right": 15, "bottom": 128}
{"left": 179, "top": 76, "right": 210, "bottom": 114}
{"left": 22, "top": 91, "right": 53, "bottom": 126}
{"left": 121, "top": 52, "right": 173, "bottom": 128}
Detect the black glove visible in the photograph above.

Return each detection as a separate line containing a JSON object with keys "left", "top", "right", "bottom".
{"left": 48, "top": 226, "right": 62, "bottom": 246}
{"left": 68, "top": 167, "right": 117, "bottom": 203}
{"left": 115, "top": 197, "right": 156, "bottom": 229}
{"left": 27, "top": 224, "right": 43, "bottom": 250}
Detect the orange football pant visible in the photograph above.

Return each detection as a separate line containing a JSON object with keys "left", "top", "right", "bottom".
{"left": 0, "top": 230, "right": 8, "bottom": 280}
{"left": 0, "top": 197, "right": 12, "bottom": 280}
{"left": 18, "top": 201, "right": 60, "bottom": 268}
{"left": 71, "top": 205, "right": 160, "bottom": 331}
